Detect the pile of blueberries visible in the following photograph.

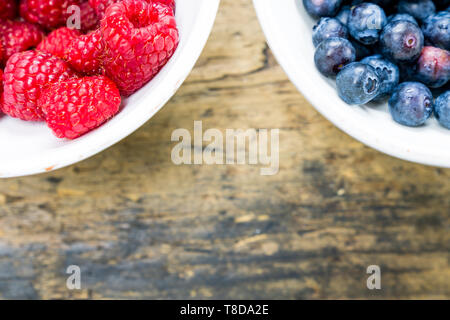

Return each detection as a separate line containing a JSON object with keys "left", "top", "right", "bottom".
{"left": 304, "top": 0, "right": 450, "bottom": 129}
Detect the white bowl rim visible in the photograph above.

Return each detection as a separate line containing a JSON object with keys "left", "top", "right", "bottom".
{"left": 254, "top": 0, "right": 450, "bottom": 168}
{"left": 0, "top": 0, "right": 221, "bottom": 179}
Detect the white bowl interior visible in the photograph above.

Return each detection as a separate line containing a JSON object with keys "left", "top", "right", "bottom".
{"left": 0, "top": 0, "right": 220, "bottom": 178}
{"left": 254, "top": 0, "right": 450, "bottom": 167}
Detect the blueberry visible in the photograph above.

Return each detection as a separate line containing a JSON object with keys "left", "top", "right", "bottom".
{"left": 361, "top": 54, "right": 400, "bottom": 96}
{"left": 336, "top": 5, "right": 351, "bottom": 25}
{"left": 336, "top": 62, "right": 381, "bottom": 104}
{"left": 414, "top": 46, "right": 450, "bottom": 88}
{"left": 348, "top": 3, "right": 387, "bottom": 45}
{"left": 312, "top": 18, "right": 348, "bottom": 47}
{"left": 388, "top": 82, "right": 434, "bottom": 127}
{"left": 422, "top": 11, "right": 450, "bottom": 51}
{"left": 388, "top": 14, "right": 419, "bottom": 26}
{"left": 434, "top": 91, "right": 450, "bottom": 129}
{"left": 398, "top": 0, "right": 436, "bottom": 22}
{"left": 314, "top": 37, "right": 356, "bottom": 77}
{"left": 380, "top": 20, "right": 424, "bottom": 63}
{"left": 303, "top": 0, "right": 343, "bottom": 18}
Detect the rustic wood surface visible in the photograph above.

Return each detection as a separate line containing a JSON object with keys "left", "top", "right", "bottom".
{"left": 0, "top": 0, "right": 449, "bottom": 300}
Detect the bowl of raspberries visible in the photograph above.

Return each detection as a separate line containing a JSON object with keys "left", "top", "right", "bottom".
{"left": 255, "top": 0, "right": 450, "bottom": 167}
{"left": 0, "top": 0, "right": 220, "bottom": 178}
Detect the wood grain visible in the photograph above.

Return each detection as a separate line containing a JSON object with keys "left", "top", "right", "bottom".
{"left": 0, "top": 0, "right": 449, "bottom": 299}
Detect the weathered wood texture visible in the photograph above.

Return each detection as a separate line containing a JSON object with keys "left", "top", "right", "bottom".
{"left": 0, "top": 0, "right": 449, "bottom": 300}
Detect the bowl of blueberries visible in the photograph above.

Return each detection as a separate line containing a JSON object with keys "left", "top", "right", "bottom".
{"left": 254, "top": 0, "right": 449, "bottom": 167}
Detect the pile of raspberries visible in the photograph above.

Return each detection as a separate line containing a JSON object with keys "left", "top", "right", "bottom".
{"left": 0, "top": 0, "right": 178, "bottom": 139}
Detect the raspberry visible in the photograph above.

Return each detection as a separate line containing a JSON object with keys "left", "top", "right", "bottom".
{"left": 0, "top": 20, "right": 44, "bottom": 65}
{"left": 66, "top": 28, "right": 105, "bottom": 75}
{"left": 20, "top": 0, "right": 82, "bottom": 30}
{"left": 38, "top": 75, "right": 121, "bottom": 139}
{"left": 0, "top": 0, "right": 17, "bottom": 20}
{"left": 1, "top": 50, "right": 76, "bottom": 121}
{"left": 37, "top": 27, "right": 81, "bottom": 59}
{"left": 101, "top": 0, "right": 179, "bottom": 95}
{"left": 89, "top": 0, "right": 175, "bottom": 21}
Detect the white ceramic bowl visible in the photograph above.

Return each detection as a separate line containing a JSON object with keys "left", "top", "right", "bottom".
{"left": 254, "top": 0, "right": 450, "bottom": 167}
{"left": 0, "top": 0, "right": 220, "bottom": 178}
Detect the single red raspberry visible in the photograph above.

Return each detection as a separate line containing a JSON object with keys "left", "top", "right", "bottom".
{"left": 101, "top": 0, "right": 179, "bottom": 95}
{"left": 0, "top": 0, "right": 17, "bottom": 20}
{"left": 0, "top": 20, "right": 44, "bottom": 65}
{"left": 37, "top": 27, "right": 81, "bottom": 59}
{"left": 1, "top": 50, "right": 76, "bottom": 121}
{"left": 66, "top": 28, "right": 105, "bottom": 75}
{"left": 38, "top": 75, "right": 121, "bottom": 139}
{"left": 20, "top": 0, "right": 82, "bottom": 30}
{"left": 89, "top": 0, "right": 175, "bottom": 21}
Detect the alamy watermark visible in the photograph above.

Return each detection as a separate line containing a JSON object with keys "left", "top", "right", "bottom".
{"left": 66, "top": 265, "right": 81, "bottom": 290}
{"left": 366, "top": 265, "right": 381, "bottom": 290}
{"left": 171, "top": 121, "right": 279, "bottom": 175}
{"left": 66, "top": 5, "right": 82, "bottom": 30}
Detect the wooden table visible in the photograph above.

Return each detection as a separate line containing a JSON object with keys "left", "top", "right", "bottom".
{"left": 0, "top": 0, "right": 449, "bottom": 300}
